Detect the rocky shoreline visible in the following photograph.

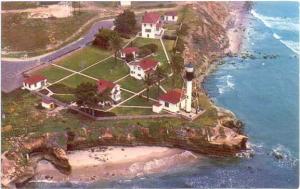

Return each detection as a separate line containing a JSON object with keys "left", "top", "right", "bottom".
{"left": 1, "top": 2, "right": 252, "bottom": 188}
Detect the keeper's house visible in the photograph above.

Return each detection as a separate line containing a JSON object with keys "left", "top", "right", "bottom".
{"left": 129, "top": 59, "right": 159, "bottom": 80}
{"left": 97, "top": 79, "right": 122, "bottom": 102}
{"left": 153, "top": 89, "right": 186, "bottom": 113}
{"left": 23, "top": 75, "right": 47, "bottom": 91}
{"left": 164, "top": 11, "right": 178, "bottom": 22}
{"left": 141, "top": 12, "right": 163, "bottom": 38}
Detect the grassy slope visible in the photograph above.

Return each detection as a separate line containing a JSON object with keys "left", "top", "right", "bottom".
{"left": 2, "top": 12, "right": 96, "bottom": 54}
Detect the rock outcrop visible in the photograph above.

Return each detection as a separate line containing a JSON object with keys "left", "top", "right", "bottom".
{"left": 1, "top": 133, "right": 71, "bottom": 188}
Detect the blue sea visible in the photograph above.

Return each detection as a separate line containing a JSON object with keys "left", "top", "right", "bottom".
{"left": 27, "top": 2, "right": 299, "bottom": 188}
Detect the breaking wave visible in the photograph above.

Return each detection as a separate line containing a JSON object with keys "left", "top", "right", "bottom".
{"left": 216, "top": 75, "right": 235, "bottom": 94}
{"left": 251, "top": 9, "right": 299, "bottom": 55}
{"left": 270, "top": 144, "right": 299, "bottom": 168}
{"left": 251, "top": 9, "right": 299, "bottom": 32}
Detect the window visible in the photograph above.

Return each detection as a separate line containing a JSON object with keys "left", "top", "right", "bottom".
{"left": 165, "top": 102, "right": 169, "bottom": 107}
{"left": 147, "top": 34, "right": 149, "bottom": 38}
{"left": 144, "top": 24, "right": 146, "bottom": 27}
{"left": 145, "top": 29, "right": 151, "bottom": 33}
{"left": 138, "top": 74, "right": 141, "bottom": 77}
{"left": 150, "top": 24, "right": 152, "bottom": 27}
{"left": 172, "top": 16, "right": 175, "bottom": 19}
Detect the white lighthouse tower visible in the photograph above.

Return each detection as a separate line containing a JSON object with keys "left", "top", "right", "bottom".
{"left": 185, "top": 63, "right": 194, "bottom": 113}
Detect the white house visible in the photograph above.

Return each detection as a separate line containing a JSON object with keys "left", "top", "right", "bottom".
{"left": 97, "top": 79, "right": 121, "bottom": 102}
{"left": 164, "top": 11, "right": 178, "bottom": 22}
{"left": 153, "top": 89, "right": 186, "bottom": 113}
{"left": 23, "top": 75, "right": 47, "bottom": 91}
{"left": 120, "top": 47, "right": 139, "bottom": 59}
{"left": 129, "top": 59, "right": 159, "bottom": 80}
{"left": 41, "top": 98, "right": 55, "bottom": 109}
{"left": 120, "top": 1, "right": 131, "bottom": 6}
{"left": 141, "top": 12, "right": 163, "bottom": 39}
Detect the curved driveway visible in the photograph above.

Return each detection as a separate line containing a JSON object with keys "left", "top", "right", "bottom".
{"left": 1, "top": 19, "right": 114, "bottom": 93}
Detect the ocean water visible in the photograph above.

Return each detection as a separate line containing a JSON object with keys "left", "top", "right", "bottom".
{"left": 26, "top": 2, "right": 299, "bottom": 188}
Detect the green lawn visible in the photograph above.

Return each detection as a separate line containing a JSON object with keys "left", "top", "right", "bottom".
{"left": 59, "top": 74, "right": 97, "bottom": 88}
{"left": 32, "top": 65, "right": 72, "bottom": 83}
{"left": 82, "top": 57, "right": 129, "bottom": 81}
{"left": 111, "top": 107, "right": 153, "bottom": 116}
{"left": 120, "top": 90, "right": 134, "bottom": 102}
{"left": 132, "top": 37, "right": 173, "bottom": 74}
{"left": 118, "top": 77, "right": 145, "bottom": 92}
{"left": 123, "top": 95, "right": 153, "bottom": 106}
{"left": 161, "top": 75, "right": 184, "bottom": 90}
{"left": 164, "top": 23, "right": 179, "bottom": 30}
{"left": 146, "top": 85, "right": 164, "bottom": 99}
{"left": 55, "top": 46, "right": 111, "bottom": 71}
{"left": 51, "top": 94, "right": 76, "bottom": 104}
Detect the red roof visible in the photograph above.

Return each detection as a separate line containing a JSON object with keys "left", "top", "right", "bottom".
{"left": 159, "top": 89, "right": 184, "bottom": 104}
{"left": 97, "top": 79, "right": 116, "bottom": 93}
{"left": 143, "top": 12, "right": 161, "bottom": 24}
{"left": 42, "top": 98, "right": 53, "bottom": 104}
{"left": 138, "top": 59, "right": 158, "bottom": 71}
{"left": 24, "top": 75, "right": 47, "bottom": 85}
{"left": 121, "top": 47, "right": 139, "bottom": 54}
{"left": 165, "top": 11, "right": 177, "bottom": 16}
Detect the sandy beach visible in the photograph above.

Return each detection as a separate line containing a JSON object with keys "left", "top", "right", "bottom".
{"left": 32, "top": 146, "right": 200, "bottom": 183}
{"left": 226, "top": 2, "right": 249, "bottom": 54}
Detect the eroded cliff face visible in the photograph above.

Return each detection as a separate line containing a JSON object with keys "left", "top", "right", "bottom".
{"left": 1, "top": 133, "right": 71, "bottom": 188}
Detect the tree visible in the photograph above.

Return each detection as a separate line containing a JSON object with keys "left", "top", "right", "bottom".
{"left": 125, "top": 53, "right": 134, "bottom": 62}
{"left": 109, "top": 31, "right": 123, "bottom": 63}
{"left": 154, "top": 67, "right": 167, "bottom": 97}
{"left": 170, "top": 54, "right": 184, "bottom": 85}
{"left": 114, "top": 10, "right": 137, "bottom": 34}
{"left": 74, "top": 82, "right": 100, "bottom": 116}
{"left": 144, "top": 74, "right": 154, "bottom": 101}
{"left": 93, "top": 29, "right": 123, "bottom": 63}
{"left": 93, "top": 29, "right": 112, "bottom": 49}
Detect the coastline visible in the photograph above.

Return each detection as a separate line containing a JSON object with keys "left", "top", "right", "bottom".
{"left": 31, "top": 146, "right": 200, "bottom": 183}
{"left": 1, "top": 2, "right": 251, "bottom": 188}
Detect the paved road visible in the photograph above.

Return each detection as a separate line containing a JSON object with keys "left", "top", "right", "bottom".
{"left": 1, "top": 19, "right": 114, "bottom": 93}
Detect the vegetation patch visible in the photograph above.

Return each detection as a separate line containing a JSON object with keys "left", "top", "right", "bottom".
{"left": 59, "top": 74, "right": 97, "bottom": 88}
{"left": 48, "top": 83, "right": 75, "bottom": 94}
{"left": 32, "top": 65, "right": 72, "bottom": 83}
{"left": 117, "top": 77, "right": 145, "bottom": 92}
{"left": 55, "top": 46, "right": 111, "bottom": 71}
{"left": 2, "top": 12, "right": 96, "bottom": 55}
{"left": 82, "top": 57, "right": 129, "bottom": 81}
{"left": 51, "top": 94, "right": 75, "bottom": 104}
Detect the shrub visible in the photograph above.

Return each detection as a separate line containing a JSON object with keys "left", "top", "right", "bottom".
{"left": 125, "top": 53, "right": 134, "bottom": 62}
{"left": 141, "top": 43, "right": 158, "bottom": 53}
{"left": 162, "top": 35, "right": 177, "bottom": 40}
{"left": 119, "top": 32, "right": 131, "bottom": 39}
{"left": 138, "top": 48, "right": 152, "bottom": 58}
{"left": 174, "top": 38, "right": 185, "bottom": 53}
